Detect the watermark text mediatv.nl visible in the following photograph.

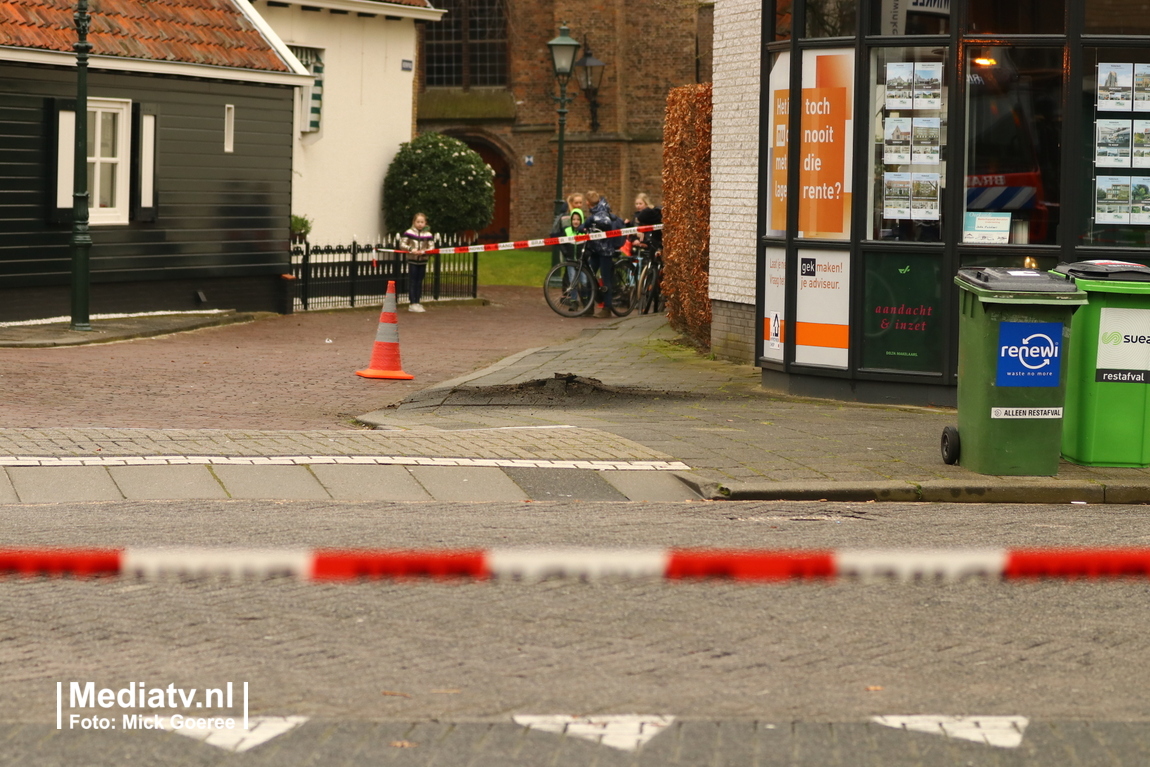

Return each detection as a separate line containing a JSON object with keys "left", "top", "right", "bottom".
{"left": 57, "top": 681, "right": 249, "bottom": 731}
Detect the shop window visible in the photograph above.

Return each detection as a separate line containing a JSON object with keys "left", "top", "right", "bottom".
{"left": 1080, "top": 48, "right": 1150, "bottom": 249}
{"left": 803, "top": 0, "right": 856, "bottom": 38}
{"left": 861, "top": 252, "right": 944, "bottom": 374}
{"left": 963, "top": 47, "right": 1062, "bottom": 247}
{"left": 1086, "top": 1, "right": 1150, "bottom": 35}
{"left": 965, "top": 0, "right": 1064, "bottom": 35}
{"left": 798, "top": 48, "right": 855, "bottom": 241}
{"left": 775, "top": 0, "right": 793, "bottom": 40}
{"left": 764, "top": 51, "right": 791, "bottom": 238}
{"left": 423, "top": 0, "right": 507, "bottom": 89}
{"left": 868, "top": 1, "right": 949, "bottom": 36}
{"left": 866, "top": 47, "right": 947, "bottom": 243}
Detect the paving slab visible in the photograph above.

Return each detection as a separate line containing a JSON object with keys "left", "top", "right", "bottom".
{"left": 501, "top": 468, "right": 629, "bottom": 502}
{"left": 6, "top": 466, "right": 122, "bottom": 503}
{"left": 599, "top": 471, "right": 702, "bottom": 502}
{"left": 408, "top": 466, "right": 528, "bottom": 502}
{"left": 211, "top": 465, "right": 331, "bottom": 500}
{"left": 309, "top": 464, "right": 432, "bottom": 501}
{"left": 107, "top": 465, "right": 228, "bottom": 500}
{"left": 0, "top": 470, "right": 17, "bottom": 503}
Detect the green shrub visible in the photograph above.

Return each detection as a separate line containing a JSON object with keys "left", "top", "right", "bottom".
{"left": 383, "top": 133, "right": 495, "bottom": 236}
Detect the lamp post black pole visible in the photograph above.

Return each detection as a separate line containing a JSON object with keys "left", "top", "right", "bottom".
{"left": 552, "top": 78, "right": 572, "bottom": 267}
{"left": 70, "top": 0, "right": 92, "bottom": 331}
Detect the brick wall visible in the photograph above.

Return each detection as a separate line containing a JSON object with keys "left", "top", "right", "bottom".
{"left": 707, "top": 0, "right": 760, "bottom": 307}
{"left": 417, "top": 0, "right": 700, "bottom": 240}
{"left": 711, "top": 299, "right": 757, "bottom": 363}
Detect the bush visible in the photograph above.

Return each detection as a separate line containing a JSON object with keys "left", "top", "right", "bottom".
{"left": 662, "top": 83, "right": 712, "bottom": 349}
{"left": 383, "top": 133, "right": 495, "bottom": 236}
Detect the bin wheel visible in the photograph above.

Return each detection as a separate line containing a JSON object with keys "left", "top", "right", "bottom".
{"left": 941, "top": 426, "right": 961, "bottom": 465}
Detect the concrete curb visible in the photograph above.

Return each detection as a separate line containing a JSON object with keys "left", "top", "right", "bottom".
{"left": 0, "top": 311, "right": 264, "bottom": 348}
{"left": 700, "top": 478, "right": 1146, "bottom": 504}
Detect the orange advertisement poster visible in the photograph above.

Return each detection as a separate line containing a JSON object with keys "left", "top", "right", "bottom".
{"left": 770, "top": 89, "right": 789, "bottom": 233}
{"left": 797, "top": 50, "right": 854, "bottom": 239}
{"left": 798, "top": 86, "right": 847, "bottom": 234}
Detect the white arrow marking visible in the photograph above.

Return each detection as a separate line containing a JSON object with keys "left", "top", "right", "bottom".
{"left": 513, "top": 714, "right": 674, "bottom": 752}
{"left": 160, "top": 715, "right": 308, "bottom": 753}
{"left": 872, "top": 715, "right": 1029, "bottom": 748}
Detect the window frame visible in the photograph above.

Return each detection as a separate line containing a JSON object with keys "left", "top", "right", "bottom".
{"left": 422, "top": 0, "right": 508, "bottom": 90}
{"left": 55, "top": 97, "right": 133, "bottom": 226}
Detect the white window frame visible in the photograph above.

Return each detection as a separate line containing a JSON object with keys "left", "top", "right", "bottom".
{"left": 56, "top": 98, "right": 132, "bottom": 225}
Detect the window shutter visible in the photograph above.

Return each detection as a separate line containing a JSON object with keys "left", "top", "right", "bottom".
{"left": 131, "top": 103, "right": 158, "bottom": 222}
{"left": 289, "top": 46, "right": 323, "bottom": 132}
{"left": 48, "top": 98, "right": 77, "bottom": 225}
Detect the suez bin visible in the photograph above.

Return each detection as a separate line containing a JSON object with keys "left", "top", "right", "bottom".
{"left": 1053, "top": 260, "right": 1150, "bottom": 467}
{"left": 942, "top": 267, "right": 1086, "bottom": 476}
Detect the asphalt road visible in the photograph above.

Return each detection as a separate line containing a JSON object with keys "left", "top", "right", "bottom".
{"left": 3, "top": 499, "right": 1150, "bottom": 765}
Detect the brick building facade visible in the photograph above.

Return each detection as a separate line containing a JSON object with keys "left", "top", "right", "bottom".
{"left": 416, "top": 0, "right": 711, "bottom": 242}
{"left": 707, "top": 0, "right": 761, "bottom": 363}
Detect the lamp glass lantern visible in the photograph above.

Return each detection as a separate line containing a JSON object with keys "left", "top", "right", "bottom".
{"left": 547, "top": 25, "right": 581, "bottom": 84}
{"left": 574, "top": 51, "right": 605, "bottom": 93}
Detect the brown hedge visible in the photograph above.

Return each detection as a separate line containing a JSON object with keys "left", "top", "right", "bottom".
{"left": 662, "top": 83, "right": 712, "bottom": 349}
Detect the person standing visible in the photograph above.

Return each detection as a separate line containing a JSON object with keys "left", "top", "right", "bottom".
{"left": 400, "top": 212, "right": 434, "bottom": 312}
{"left": 584, "top": 191, "right": 624, "bottom": 317}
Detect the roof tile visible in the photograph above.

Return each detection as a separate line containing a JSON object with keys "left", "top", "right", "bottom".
{"left": 0, "top": 0, "right": 293, "bottom": 73}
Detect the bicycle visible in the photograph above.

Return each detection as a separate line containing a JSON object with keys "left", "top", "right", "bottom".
{"left": 634, "top": 238, "right": 664, "bottom": 315}
{"left": 544, "top": 241, "right": 637, "bottom": 318}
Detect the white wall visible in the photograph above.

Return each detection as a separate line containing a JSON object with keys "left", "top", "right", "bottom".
{"left": 258, "top": 6, "right": 417, "bottom": 242}
{"left": 708, "top": 0, "right": 762, "bottom": 305}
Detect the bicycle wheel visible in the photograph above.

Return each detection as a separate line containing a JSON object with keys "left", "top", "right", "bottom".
{"left": 638, "top": 263, "right": 656, "bottom": 314}
{"left": 544, "top": 261, "right": 596, "bottom": 317}
{"left": 610, "top": 256, "right": 637, "bottom": 317}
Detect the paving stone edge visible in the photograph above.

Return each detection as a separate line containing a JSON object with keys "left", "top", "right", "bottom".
{"left": 692, "top": 478, "right": 1150, "bottom": 504}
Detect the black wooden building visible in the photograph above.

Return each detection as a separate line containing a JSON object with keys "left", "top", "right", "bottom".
{"left": 0, "top": 0, "right": 310, "bottom": 322}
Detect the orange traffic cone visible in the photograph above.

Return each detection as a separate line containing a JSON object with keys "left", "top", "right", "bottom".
{"left": 356, "top": 281, "right": 414, "bottom": 379}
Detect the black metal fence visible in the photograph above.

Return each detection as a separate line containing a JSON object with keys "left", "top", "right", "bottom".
{"left": 290, "top": 238, "right": 479, "bottom": 311}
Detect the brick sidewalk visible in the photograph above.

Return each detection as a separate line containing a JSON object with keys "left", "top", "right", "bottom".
{"left": 0, "top": 287, "right": 606, "bottom": 430}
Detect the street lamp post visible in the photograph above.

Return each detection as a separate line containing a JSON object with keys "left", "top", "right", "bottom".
{"left": 574, "top": 39, "right": 606, "bottom": 132}
{"left": 71, "top": 0, "right": 92, "bottom": 331}
{"left": 547, "top": 24, "right": 580, "bottom": 267}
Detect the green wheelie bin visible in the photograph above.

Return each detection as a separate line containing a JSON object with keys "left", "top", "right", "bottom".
{"left": 1054, "top": 260, "right": 1150, "bottom": 467}
{"left": 942, "top": 267, "right": 1086, "bottom": 476}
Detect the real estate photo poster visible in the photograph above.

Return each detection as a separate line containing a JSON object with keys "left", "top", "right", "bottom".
{"left": 1134, "top": 120, "right": 1150, "bottom": 168}
{"left": 1136, "top": 64, "right": 1150, "bottom": 109}
{"left": 912, "top": 63, "right": 943, "bottom": 110}
{"left": 1096, "top": 175, "right": 1131, "bottom": 224}
{"left": 1096, "top": 119, "right": 1133, "bottom": 168}
{"left": 911, "top": 117, "right": 940, "bottom": 165}
{"left": 1099, "top": 63, "right": 1134, "bottom": 112}
{"left": 884, "top": 117, "right": 912, "bottom": 164}
{"left": 910, "top": 173, "right": 940, "bottom": 221}
{"left": 885, "top": 62, "right": 914, "bottom": 109}
{"left": 884, "top": 172, "right": 912, "bottom": 219}
{"left": 1132, "top": 177, "right": 1150, "bottom": 225}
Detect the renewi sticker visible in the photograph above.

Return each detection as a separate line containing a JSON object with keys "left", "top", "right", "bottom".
{"left": 991, "top": 407, "right": 1063, "bottom": 419}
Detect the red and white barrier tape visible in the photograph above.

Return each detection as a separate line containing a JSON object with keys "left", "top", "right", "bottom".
{"left": 371, "top": 224, "right": 662, "bottom": 257}
{"left": 3, "top": 547, "right": 1150, "bottom": 582}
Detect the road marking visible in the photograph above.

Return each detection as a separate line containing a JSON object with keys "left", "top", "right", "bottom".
{"left": 160, "top": 715, "right": 308, "bottom": 753}
{"left": 0, "top": 455, "right": 690, "bottom": 471}
{"left": 513, "top": 715, "right": 674, "bottom": 752}
{"left": 872, "top": 715, "right": 1029, "bottom": 748}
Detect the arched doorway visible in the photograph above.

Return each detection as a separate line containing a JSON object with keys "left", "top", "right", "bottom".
{"left": 465, "top": 141, "right": 511, "bottom": 243}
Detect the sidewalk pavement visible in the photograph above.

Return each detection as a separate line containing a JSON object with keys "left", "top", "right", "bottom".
{"left": 2, "top": 307, "right": 1150, "bottom": 504}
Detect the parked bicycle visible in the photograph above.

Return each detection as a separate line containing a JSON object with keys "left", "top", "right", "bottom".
{"left": 544, "top": 240, "right": 637, "bottom": 318}
{"left": 633, "top": 238, "right": 664, "bottom": 315}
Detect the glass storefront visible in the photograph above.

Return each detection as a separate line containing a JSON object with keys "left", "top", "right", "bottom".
{"left": 758, "top": 0, "right": 1150, "bottom": 404}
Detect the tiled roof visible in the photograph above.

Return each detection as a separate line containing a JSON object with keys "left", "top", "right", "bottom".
{"left": 0, "top": 0, "right": 292, "bottom": 73}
